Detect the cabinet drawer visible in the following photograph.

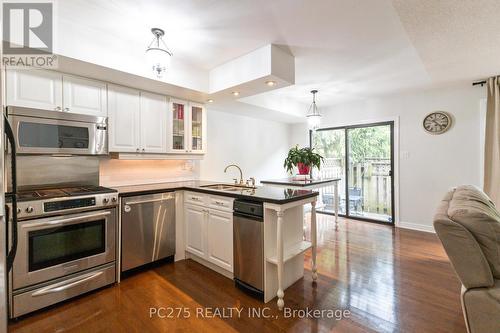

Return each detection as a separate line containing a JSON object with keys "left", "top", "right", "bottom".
{"left": 208, "top": 195, "right": 233, "bottom": 212}
{"left": 184, "top": 192, "right": 206, "bottom": 205}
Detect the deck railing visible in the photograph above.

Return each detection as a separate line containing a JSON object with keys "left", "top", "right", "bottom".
{"left": 314, "top": 157, "right": 392, "bottom": 220}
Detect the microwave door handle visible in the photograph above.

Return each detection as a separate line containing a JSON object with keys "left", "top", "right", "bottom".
{"left": 31, "top": 271, "right": 104, "bottom": 297}
{"left": 21, "top": 211, "right": 111, "bottom": 229}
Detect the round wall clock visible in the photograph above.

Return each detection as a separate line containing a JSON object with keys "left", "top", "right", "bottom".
{"left": 423, "top": 111, "right": 452, "bottom": 134}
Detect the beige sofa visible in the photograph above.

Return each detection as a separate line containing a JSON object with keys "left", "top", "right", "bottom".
{"left": 433, "top": 185, "right": 500, "bottom": 333}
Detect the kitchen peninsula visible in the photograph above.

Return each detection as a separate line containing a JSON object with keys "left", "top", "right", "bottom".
{"left": 114, "top": 180, "right": 319, "bottom": 309}
{"left": 262, "top": 177, "right": 340, "bottom": 228}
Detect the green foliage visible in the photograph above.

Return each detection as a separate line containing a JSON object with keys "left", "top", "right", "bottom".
{"left": 283, "top": 145, "right": 324, "bottom": 173}
{"left": 348, "top": 127, "right": 390, "bottom": 164}
{"left": 312, "top": 126, "right": 390, "bottom": 164}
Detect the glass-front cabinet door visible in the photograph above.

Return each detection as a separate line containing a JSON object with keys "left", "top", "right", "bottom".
{"left": 189, "top": 103, "right": 206, "bottom": 154}
{"left": 168, "top": 99, "right": 188, "bottom": 153}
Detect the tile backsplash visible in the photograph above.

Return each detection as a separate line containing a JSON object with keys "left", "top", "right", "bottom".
{"left": 99, "top": 158, "right": 199, "bottom": 187}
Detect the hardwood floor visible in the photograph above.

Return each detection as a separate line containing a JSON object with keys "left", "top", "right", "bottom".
{"left": 9, "top": 215, "right": 466, "bottom": 333}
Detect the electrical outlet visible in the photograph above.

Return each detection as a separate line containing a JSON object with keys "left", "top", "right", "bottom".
{"left": 183, "top": 160, "right": 194, "bottom": 171}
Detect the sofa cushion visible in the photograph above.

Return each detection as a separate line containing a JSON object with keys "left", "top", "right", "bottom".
{"left": 448, "top": 185, "right": 500, "bottom": 279}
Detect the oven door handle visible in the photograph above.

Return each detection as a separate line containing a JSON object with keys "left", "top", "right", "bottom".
{"left": 31, "top": 271, "right": 104, "bottom": 297}
{"left": 21, "top": 211, "right": 111, "bottom": 229}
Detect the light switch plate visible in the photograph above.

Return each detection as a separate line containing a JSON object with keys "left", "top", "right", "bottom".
{"left": 401, "top": 151, "right": 410, "bottom": 160}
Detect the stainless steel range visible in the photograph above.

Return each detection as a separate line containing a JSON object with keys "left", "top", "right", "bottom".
{"left": 6, "top": 185, "right": 118, "bottom": 318}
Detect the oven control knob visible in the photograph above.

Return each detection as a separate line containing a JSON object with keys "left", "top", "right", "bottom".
{"left": 17, "top": 208, "right": 21, "bottom": 214}
{"left": 103, "top": 198, "right": 109, "bottom": 204}
{"left": 26, "top": 206, "right": 34, "bottom": 213}
{"left": 111, "top": 197, "right": 117, "bottom": 203}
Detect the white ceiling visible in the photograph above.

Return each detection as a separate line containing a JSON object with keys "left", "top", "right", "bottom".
{"left": 54, "top": 0, "right": 500, "bottom": 122}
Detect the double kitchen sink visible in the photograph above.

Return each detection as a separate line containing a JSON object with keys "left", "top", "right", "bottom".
{"left": 200, "top": 184, "right": 256, "bottom": 192}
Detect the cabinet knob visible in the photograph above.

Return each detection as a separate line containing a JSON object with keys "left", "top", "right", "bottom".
{"left": 54, "top": 106, "right": 61, "bottom": 111}
{"left": 64, "top": 107, "right": 69, "bottom": 112}
{"left": 142, "top": 148, "right": 145, "bottom": 152}
{"left": 136, "top": 148, "right": 139, "bottom": 153}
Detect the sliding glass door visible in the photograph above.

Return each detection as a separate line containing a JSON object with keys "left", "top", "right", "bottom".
{"left": 311, "top": 129, "right": 347, "bottom": 215}
{"left": 311, "top": 122, "right": 394, "bottom": 224}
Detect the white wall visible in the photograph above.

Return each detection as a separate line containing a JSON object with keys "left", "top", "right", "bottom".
{"left": 100, "top": 159, "right": 197, "bottom": 187}
{"left": 100, "top": 109, "right": 291, "bottom": 186}
{"left": 199, "top": 109, "right": 290, "bottom": 183}
{"left": 290, "top": 84, "right": 486, "bottom": 232}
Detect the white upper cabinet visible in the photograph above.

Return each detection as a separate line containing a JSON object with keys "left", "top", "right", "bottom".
{"left": 6, "top": 69, "right": 107, "bottom": 117}
{"left": 140, "top": 92, "right": 167, "bottom": 153}
{"left": 6, "top": 69, "right": 63, "bottom": 111}
{"left": 108, "top": 84, "right": 141, "bottom": 153}
{"left": 167, "top": 99, "right": 189, "bottom": 153}
{"left": 108, "top": 85, "right": 168, "bottom": 154}
{"left": 189, "top": 103, "right": 207, "bottom": 154}
{"left": 6, "top": 69, "right": 206, "bottom": 158}
{"left": 167, "top": 99, "right": 206, "bottom": 154}
{"left": 62, "top": 75, "right": 107, "bottom": 116}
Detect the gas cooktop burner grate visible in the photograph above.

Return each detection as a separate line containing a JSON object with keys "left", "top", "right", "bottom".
{"left": 16, "top": 185, "right": 116, "bottom": 201}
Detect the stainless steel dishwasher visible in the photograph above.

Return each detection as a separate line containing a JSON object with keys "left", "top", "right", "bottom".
{"left": 121, "top": 192, "right": 175, "bottom": 272}
{"left": 233, "top": 199, "right": 264, "bottom": 299}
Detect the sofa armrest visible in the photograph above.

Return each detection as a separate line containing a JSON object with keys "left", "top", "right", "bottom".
{"left": 434, "top": 218, "right": 494, "bottom": 289}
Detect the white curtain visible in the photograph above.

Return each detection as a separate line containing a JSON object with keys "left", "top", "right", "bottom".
{"left": 484, "top": 76, "right": 500, "bottom": 205}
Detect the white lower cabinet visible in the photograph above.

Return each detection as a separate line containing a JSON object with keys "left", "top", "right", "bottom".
{"left": 184, "top": 192, "right": 233, "bottom": 273}
{"left": 207, "top": 209, "right": 233, "bottom": 272}
{"left": 185, "top": 204, "right": 207, "bottom": 258}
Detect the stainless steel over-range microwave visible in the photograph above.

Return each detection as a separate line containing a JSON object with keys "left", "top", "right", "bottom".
{"left": 6, "top": 106, "right": 108, "bottom": 155}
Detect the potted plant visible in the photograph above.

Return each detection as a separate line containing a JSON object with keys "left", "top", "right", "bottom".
{"left": 284, "top": 145, "right": 324, "bottom": 175}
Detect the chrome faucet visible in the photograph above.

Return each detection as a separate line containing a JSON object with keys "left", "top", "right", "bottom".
{"left": 224, "top": 164, "right": 243, "bottom": 185}
{"left": 246, "top": 177, "right": 256, "bottom": 188}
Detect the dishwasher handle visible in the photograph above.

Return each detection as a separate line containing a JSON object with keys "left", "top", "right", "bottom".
{"left": 234, "top": 211, "right": 264, "bottom": 222}
{"left": 124, "top": 195, "right": 175, "bottom": 206}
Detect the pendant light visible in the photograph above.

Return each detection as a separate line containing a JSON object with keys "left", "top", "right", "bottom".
{"left": 306, "top": 90, "right": 322, "bottom": 130}
{"left": 145, "top": 28, "right": 173, "bottom": 78}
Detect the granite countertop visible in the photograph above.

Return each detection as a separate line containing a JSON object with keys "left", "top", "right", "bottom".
{"left": 261, "top": 177, "right": 341, "bottom": 187}
{"left": 112, "top": 180, "right": 318, "bottom": 205}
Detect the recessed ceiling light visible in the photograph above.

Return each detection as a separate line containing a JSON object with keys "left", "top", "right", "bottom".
{"left": 207, "top": 99, "right": 214, "bottom": 103}
{"left": 265, "top": 80, "right": 276, "bottom": 87}
{"left": 232, "top": 91, "right": 240, "bottom": 96}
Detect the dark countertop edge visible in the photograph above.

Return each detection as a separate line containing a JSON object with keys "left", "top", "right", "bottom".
{"left": 117, "top": 185, "right": 318, "bottom": 205}
{"left": 260, "top": 178, "right": 340, "bottom": 187}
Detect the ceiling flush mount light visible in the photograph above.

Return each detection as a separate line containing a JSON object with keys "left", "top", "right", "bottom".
{"left": 232, "top": 91, "right": 240, "bottom": 96}
{"left": 146, "top": 28, "right": 173, "bottom": 78}
{"left": 207, "top": 99, "right": 214, "bottom": 103}
{"left": 306, "top": 90, "right": 322, "bottom": 130}
{"left": 265, "top": 80, "right": 276, "bottom": 87}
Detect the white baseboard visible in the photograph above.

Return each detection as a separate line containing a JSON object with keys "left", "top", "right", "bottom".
{"left": 397, "top": 221, "right": 435, "bottom": 233}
